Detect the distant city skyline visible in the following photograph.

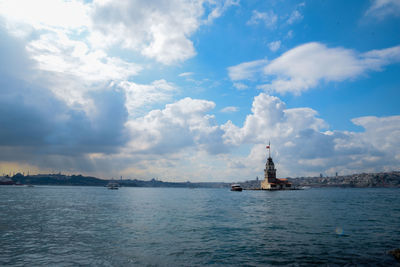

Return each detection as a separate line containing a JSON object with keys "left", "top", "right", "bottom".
{"left": 0, "top": 0, "right": 399, "bottom": 182}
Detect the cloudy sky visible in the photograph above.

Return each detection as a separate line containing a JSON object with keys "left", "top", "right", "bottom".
{"left": 0, "top": 0, "right": 399, "bottom": 181}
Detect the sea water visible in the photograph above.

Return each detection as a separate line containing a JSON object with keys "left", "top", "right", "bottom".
{"left": 1, "top": 186, "right": 399, "bottom": 266}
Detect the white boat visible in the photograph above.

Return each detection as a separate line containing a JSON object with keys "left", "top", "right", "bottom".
{"left": 299, "top": 186, "right": 311, "bottom": 190}
{"left": 107, "top": 181, "right": 119, "bottom": 190}
{"left": 231, "top": 184, "right": 243, "bottom": 191}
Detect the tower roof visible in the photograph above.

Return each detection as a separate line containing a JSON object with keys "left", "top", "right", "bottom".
{"left": 266, "top": 156, "right": 275, "bottom": 166}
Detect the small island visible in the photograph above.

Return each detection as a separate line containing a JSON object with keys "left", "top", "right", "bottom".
{"left": 260, "top": 143, "right": 293, "bottom": 190}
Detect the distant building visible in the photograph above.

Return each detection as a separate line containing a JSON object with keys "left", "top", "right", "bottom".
{"left": 260, "top": 143, "right": 292, "bottom": 190}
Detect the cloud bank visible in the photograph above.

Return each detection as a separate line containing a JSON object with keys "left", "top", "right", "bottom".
{"left": 0, "top": 0, "right": 236, "bottom": 65}
{"left": 221, "top": 93, "right": 400, "bottom": 178}
{"left": 1, "top": 66, "right": 399, "bottom": 180}
{"left": 0, "top": 1, "right": 399, "bottom": 181}
{"left": 366, "top": 0, "right": 400, "bottom": 19}
{"left": 229, "top": 42, "right": 400, "bottom": 95}
{"left": 1, "top": 30, "right": 399, "bottom": 180}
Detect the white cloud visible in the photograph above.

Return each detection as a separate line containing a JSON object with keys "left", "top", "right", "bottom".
{"left": 178, "top": 72, "right": 194, "bottom": 77}
{"left": 365, "top": 0, "right": 400, "bottom": 18}
{"left": 221, "top": 93, "right": 400, "bottom": 177}
{"left": 22, "top": 30, "right": 141, "bottom": 108}
{"left": 120, "top": 110, "right": 400, "bottom": 181}
{"left": 351, "top": 115, "right": 400, "bottom": 153}
{"left": 26, "top": 31, "right": 141, "bottom": 83}
{"left": 0, "top": 0, "right": 237, "bottom": 110}
{"left": 233, "top": 82, "right": 249, "bottom": 90}
{"left": 268, "top": 40, "right": 281, "bottom": 52}
{"left": 261, "top": 42, "right": 366, "bottom": 94}
{"left": 0, "top": 0, "right": 90, "bottom": 35}
{"left": 247, "top": 10, "right": 277, "bottom": 28}
{"left": 125, "top": 97, "right": 228, "bottom": 155}
{"left": 229, "top": 42, "right": 400, "bottom": 95}
{"left": 362, "top": 45, "right": 400, "bottom": 69}
{"left": 262, "top": 43, "right": 400, "bottom": 94}
{"left": 287, "top": 10, "right": 303, "bottom": 24}
{"left": 227, "top": 59, "right": 268, "bottom": 81}
{"left": 89, "top": 0, "right": 201, "bottom": 64}
{"left": 0, "top": 0, "right": 236, "bottom": 66}
{"left": 222, "top": 93, "right": 327, "bottom": 146}
{"left": 221, "top": 106, "right": 239, "bottom": 113}
{"left": 203, "top": 0, "right": 240, "bottom": 25}
{"left": 328, "top": 115, "right": 400, "bottom": 175}
{"left": 119, "top": 79, "right": 177, "bottom": 117}
{"left": 90, "top": 0, "right": 236, "bottom": 64}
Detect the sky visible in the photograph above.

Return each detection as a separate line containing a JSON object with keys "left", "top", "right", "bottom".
{"left": 0, "top": 0, "right": 399, "bottom": 182}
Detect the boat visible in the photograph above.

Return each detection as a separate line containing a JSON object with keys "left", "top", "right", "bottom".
{"left": 107, "top": 181, "right": 119, "bottom": 190}
{"left": 231, "top": 184, "right": 243, "bottom": 191}
{"left": 299, "top": 186, "right": 311, "bottom": 190}
{"left": 0, "top": 176, "right": 14, "bottom": 185}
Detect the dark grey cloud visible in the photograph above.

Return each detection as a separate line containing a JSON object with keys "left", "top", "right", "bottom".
{"left": 0, "top": 75, "right": 128, "bottom": 155}
{"left": 0, "top": 28, "right": 35, "bottom": 77}
{"left": 0, "top": 30, "right": 129, "bottom": 169}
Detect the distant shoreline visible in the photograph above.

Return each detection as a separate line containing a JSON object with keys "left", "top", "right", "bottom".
{"left": 1, "top": 171, "right": 399, "bottom": 188}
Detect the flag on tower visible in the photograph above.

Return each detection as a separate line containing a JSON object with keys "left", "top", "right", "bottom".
{"left": 266, "top": 145, "right": 270, "bottom": 149}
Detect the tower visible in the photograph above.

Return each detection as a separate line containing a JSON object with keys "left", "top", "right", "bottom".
{"left": 261, "top": 141, "right": 287, "bottom": 190}
{"left": 264, "top": 141, "right": 276, "bottom": 183}
{"left": 264, "top": 156, "right": 277, "bottom": 183}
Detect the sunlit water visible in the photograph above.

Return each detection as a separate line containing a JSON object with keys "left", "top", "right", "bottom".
{"left": 1, "top": 186, "right": 399, "bottom": 266}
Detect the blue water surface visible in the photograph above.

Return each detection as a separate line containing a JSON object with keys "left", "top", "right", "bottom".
{"left": 1, "top": 186, "right": 399, "bottom": 266}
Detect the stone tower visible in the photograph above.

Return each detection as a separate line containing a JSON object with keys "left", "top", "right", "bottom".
{"left": 264, "top": 156, "right": 277, "bottom": 183}
{"left": 261, "top": 142, "right": 292, "bottom": 190}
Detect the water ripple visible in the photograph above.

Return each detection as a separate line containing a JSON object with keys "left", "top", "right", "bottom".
{"left": 1, "top": 186, "right": 399, "bottom": 266}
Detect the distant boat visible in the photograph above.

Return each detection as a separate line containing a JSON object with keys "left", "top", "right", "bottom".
{"left": 107, "top": 181, "right": 119, "bottom": 190}
{"left": 299, "top": 186, "right": 311, "bottom": 190}
{"left": 231, "top": 184, "right": 243, "bottom": 191}
{"left": 0, "top": 176, "right": 14, "bottom": 185}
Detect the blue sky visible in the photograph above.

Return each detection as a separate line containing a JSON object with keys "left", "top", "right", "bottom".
{"left": 0, "top": 0, "right": 399, "bottom": 181}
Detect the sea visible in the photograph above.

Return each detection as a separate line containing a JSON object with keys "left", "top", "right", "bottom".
{"left": 1, "top": 186, "right": 399, "bottom": 266}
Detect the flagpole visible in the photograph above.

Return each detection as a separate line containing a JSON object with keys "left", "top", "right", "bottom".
{"left": 266, "top": 141, "right": 271, "bottom": 158}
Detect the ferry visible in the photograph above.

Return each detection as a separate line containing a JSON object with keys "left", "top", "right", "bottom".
{"left": 107, "top": 181, "right": 119, "bottom": 190}
{"left": 231, "top": 184, "right": 243, "bottom": 191}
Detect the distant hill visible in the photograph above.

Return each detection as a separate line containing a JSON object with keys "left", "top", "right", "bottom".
{"left": 8, "top": 173, "right": 230, "bottom": 188}
{"left": 11, "top": 173, "right": 107, "bottom": 186}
